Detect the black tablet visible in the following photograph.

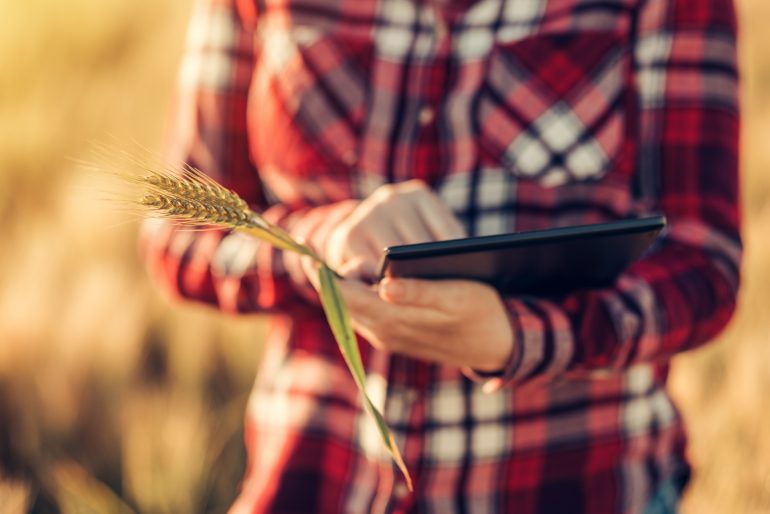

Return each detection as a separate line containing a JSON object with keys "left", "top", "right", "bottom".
{"left": 378, "top": 215, "right": 666, "bottom": 296}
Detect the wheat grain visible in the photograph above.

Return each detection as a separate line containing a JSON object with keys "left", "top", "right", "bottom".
{"left": 144, "top": 171, "right": 249, "bottom": 212}
{"left": 140, "top": 193, "right": 251, "bottom": 227}
{"left": 131, "top": 168, "right": 320, "bottom": 260}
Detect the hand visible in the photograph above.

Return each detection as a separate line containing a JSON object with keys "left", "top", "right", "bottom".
{"left": 282, "top": 199, "right": 360, "bottom": 292}
{"left": 322, "top": 180, "right": 466, "bottom": 280}
{"left": 326, "top": 275, "right": 515, "bottom": 373}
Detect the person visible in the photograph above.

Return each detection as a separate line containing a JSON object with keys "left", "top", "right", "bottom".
{"left": 141, "top": 0, "right": 741, "bottom": 512}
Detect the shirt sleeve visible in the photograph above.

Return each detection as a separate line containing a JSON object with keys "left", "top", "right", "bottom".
{"left": 465, "top": 0, "right": 741, "bottom": 391}
{"left": 140, "top": 0, "right": 325, "bottom": 315}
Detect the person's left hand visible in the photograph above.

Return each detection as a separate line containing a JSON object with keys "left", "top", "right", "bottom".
{"left": 305, "top": 264, "right": 515, "bottom": 372}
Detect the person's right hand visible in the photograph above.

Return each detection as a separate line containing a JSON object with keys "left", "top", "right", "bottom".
{"left": 309, "top": 179, "right": 466, "bottom": 281}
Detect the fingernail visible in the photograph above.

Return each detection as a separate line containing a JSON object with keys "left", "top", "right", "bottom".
{"left": 482, "top": 378, "right": 502, "bottom": 394}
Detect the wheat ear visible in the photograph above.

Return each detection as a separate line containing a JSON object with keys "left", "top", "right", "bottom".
{"left": 135, "top": 166, "right": 320, "bottom": 261}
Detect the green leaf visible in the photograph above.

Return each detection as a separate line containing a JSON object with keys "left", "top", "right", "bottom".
{"left": 317, "top": 265, "right": 413, "bottom": 491}
{"left": 318, "top": 265, "right": 365, "bottom": 385}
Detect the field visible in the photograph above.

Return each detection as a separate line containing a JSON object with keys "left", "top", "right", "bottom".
{"left": 0, "top": 0, "right": 768, "bottom": 512}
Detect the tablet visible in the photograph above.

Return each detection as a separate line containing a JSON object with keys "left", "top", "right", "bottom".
{"left": 378, "top": 215, "right": 666, "bottom": 296}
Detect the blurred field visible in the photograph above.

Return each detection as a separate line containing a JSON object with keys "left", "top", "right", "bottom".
{"left": 0, "top": 0, "right": 768, "bottom": 512}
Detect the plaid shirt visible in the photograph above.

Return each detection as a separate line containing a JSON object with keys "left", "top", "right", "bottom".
{"left": 142, "top": 0, "right": 741, "bottom": 512}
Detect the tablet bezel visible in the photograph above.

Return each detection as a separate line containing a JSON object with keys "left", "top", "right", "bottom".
{"left": 377, "top": 215, "right": 666, "bottom": 294}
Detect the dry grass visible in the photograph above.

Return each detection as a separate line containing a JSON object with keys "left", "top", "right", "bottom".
{"left": 0, "top": 0, "right": 768, "bottom": 512}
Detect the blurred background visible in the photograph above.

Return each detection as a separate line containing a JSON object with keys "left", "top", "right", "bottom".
{"left": 0, "top": 0, "right": 768, "bottom": 512}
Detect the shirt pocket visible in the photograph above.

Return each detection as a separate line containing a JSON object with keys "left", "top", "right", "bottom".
{"left": 477, "top": 31, "right": 637, "bottom": 187}
{"left": 250, "top": 22, "right": 372, "bottom": 183}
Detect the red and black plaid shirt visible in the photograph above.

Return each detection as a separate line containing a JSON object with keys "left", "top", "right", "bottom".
{"left": 142, "top": 0, "right": 741, "bottom": 512}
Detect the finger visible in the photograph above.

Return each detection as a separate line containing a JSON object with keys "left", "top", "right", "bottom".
{"left": 383, "top": 180, "right": 446, "bottom": 243}
{"left": 342, "top": 219, "right": 402, "bottom": 278}
{"left": 356, "top": 191, "right": 431, "bottom": 249}
{"left": 336, "top": 257, "right": 379, "bottom": 282}
{"left": 337, "top": 278, "right": 432, "bottom": 352}
{"left": 336, "top": 277, "right": 386, "bottom": 315}
{"left": 310, "top": 200, "right": 359, "bottom": 258}
{"left": 343, "top": 248, "right": 382, "bottom": 284}
{"left": 300, "top": 255, "right": 322, "bottom": 291}
{"left": 359, "top": 220, "right": 403, "bottom": 255}
{"left": 391, "top": 203, "right": 435, "bottom": 245}
{"left": 378, "top": 277, "right": 429, "bottom": 306}
{"left": 285, "top": 252, "right": 309, "bottom": 290}
{"left": 378, "top": 277, "right": 462, "bottom": 312}
{"left": 326, "top": 222, "right": 380, "bottom": 273}
{"left": 337, "top": 278, "right": 431, "bottom": 337}
{"left": 415, "top": 192, "right": 466, "bottom": 241}
{"left": 284, "top": 208, "right": 330, "bottom": 288}
{"left": 327, "top": 213, "right": 393, "bottom": 272}
{"left": 336, "top": 277, "right": 398, "bottom": 348}
{"left": 339, "top": 277, "right": 472, "bottom": 365}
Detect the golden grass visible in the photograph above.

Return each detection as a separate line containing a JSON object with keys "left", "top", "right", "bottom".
{"left": 0, "top": 0, "right": 768, "bottom": 512}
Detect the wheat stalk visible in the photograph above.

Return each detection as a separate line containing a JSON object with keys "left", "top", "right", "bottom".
{"left": 101, "top": 152, "right": 412, "bottom": 491}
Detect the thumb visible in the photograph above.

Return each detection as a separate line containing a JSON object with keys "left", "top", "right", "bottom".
{"left": 378, "top": 277, "right": 442, "bottom": 307}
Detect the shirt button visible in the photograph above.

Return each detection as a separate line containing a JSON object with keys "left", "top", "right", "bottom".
{"left": 394, "top": 482, "right": 410, "bottom": 499}
{"left": 418, "top": 105, "right": 435, "bottom": 126}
